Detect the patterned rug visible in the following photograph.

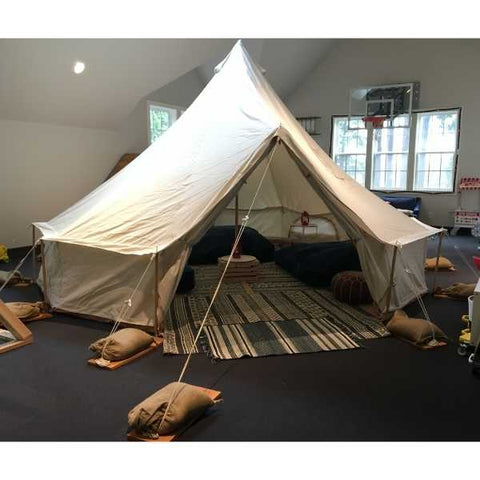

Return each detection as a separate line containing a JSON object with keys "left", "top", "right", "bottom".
{"left": 164, "top": 263, "right": 389, "bottom": 359}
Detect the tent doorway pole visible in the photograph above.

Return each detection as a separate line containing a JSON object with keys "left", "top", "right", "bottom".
{"left": 31, "top": 224, "right": 36, "bottom": 270}
{"left": 154, "top": 252, "right": 159, "bottom": 337}
{"left": 432, "top": 229, "right": 445, "bottom": 292}
{"left": 233, "top": 194, "right": 241, "bottom": 258}
{"left": 385, "top": 246, "right": 398, "bottom": 313}
{"left": 40, "top": 240, "right": 50, "bottom": 308}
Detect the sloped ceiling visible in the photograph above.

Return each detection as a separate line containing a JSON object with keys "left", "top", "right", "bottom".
{"left": 196, "top": 39, "right": 335, "bottom": 99}
{"left": 0, "top": 39, "right": 335, "bottom": 131}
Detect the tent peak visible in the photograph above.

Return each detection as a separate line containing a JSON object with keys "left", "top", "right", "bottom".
{"left": 214, "top": 40, "right": 266, "bottom": 75}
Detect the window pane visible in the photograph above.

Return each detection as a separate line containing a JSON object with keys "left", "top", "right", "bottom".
{"left": 332, "top": 117, "right": 367, "bottom": 186}
{"left": 371, "top": 117, "right": 409, "bottom": 190}
{"left": 414, "top": 110, "right": 458, "bottom": 191}
{"left": 149, "top": 104, "right": 178, "bottom": 143}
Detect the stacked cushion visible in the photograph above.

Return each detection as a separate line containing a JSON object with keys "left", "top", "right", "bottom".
{"left": 275, "top": 241, "right": 361, "bottom": 287}
{"left": 331, "top": 271, "right": 372, "bottom": 305}
{"left": 189, "top": 226, "right": 274, "bottom": 265}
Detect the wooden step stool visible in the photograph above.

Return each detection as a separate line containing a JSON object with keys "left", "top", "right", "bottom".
{"left": 218, "top": 254, "right": 260, "bottom": 282}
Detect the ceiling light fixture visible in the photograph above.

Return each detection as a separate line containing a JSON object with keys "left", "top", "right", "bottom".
{"left": 73, "top": 61, "right": 86, "bottom": 74}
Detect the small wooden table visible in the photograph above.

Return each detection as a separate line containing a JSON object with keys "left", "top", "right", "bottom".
{"left": 218, "top": 254, "right": 260, "bottom": 282}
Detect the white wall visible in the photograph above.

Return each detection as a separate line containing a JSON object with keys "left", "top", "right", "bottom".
{"left": 1, "top": 68, "right": 205, "bottom": 249}
{"left": 287, "top": 39, "right": 480, "bottom": 227}
{"left": 120, "top": 68, "right": 206, "bottom": 153}
{"left": 0, "top": 118, "right": 124, "bottom": 248}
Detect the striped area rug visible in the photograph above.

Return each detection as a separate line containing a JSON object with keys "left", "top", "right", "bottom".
{"left": 164, "top": 263, "right": 389, "bottom": 358}
{"left": 203, "top": 317, "right": 359, "bottom": 359}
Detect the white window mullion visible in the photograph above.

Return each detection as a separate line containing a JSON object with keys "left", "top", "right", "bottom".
{"left": 406, "top": 112, "right": 417, "bottom": 191}
{"left": 364, "top": 123, "right": 373, "bottom": 190}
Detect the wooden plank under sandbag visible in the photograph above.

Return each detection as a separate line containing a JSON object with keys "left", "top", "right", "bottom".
{"left": 88, "top": 336, "right": 164, "bottom": 370}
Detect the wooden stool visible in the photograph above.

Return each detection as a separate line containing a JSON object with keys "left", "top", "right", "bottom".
{"left": 218, "top": 255, "right": 260, "bottom": 282}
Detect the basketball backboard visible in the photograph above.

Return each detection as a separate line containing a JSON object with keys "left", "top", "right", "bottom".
{"left": 348, "top": 82, "right": 420, "bottom": 130}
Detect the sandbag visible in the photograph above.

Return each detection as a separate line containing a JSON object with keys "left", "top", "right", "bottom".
{"left": 89, "top": 328, "right": 153, "bottom": 361}
{"left": 128, "top": 382, "right": 215, "bottom": 437}
{"left": 0, "top": 270, "right": 22, "bottom": 287}
{"left": 425, "top": 256, "right": 455, "bottom": 271}
{"left": 5, "top": 302, "right": 41, "bottom": 319}
{"left": 436, "top": 282, "right": 475, "bottom": 299}
{"left": 386, "top": 310, "right": 447, "bottom": 346}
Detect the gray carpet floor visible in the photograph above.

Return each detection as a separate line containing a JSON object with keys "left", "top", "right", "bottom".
{"left": 1, "top": 233, "right": 480, "bottom": 441}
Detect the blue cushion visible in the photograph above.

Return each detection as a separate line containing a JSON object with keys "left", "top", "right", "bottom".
{"left": 380, "top": 195, "right": 421, "bottom": 218}
{"left": 189, "top": 226, "right": 274, "bottom": 265}
{"left": 275, "top": 241, "right": 361, "bottom": 287}
{"left": 176, "top": 265, "right": 195, "bottom": 293}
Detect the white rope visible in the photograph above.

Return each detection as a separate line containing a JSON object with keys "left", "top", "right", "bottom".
{"left": 0, "top": 239, "right": 41, "bottom": 296}
{"left": 453, "top": 244, "right": 480, "bottom": 281}
{"left": 396, "top": 244, "right": 437, "bottom": 342}
{"left": 99, "top": 251, "right": 156, "bottom": 360}
{"left": 157, "top": 139, "right": 279, "bottom": 434}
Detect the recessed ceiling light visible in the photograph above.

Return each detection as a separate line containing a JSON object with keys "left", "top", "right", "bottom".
{"left": 73, "top": 61, "right": 85, "bottom": 74}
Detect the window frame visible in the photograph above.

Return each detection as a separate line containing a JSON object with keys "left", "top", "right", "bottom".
{"left": 147, "top": 100, "right": 185, "bottom": 144}
{"left": 329, "top": 107, "right": 462, "bottom": 194}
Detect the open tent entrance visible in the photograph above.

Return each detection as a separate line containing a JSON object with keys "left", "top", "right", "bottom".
{"left": 216, "top": 139, "right": 349, "bottom": 243}
{"left": 35, "top": 40, "right": 440, "bottom": 340}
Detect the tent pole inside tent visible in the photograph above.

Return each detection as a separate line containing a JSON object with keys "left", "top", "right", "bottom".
{"left": 40, "top": 240, "right": 50, "bottom": 308}
{"left": 385, "top": 246, "right": 398, "bottom": 313}
{"left": 233, "top": 194, "right": 241, "bottom": 258}
{"left": 154, "top": 252, "right": 159, "bottom": 336}
{"left": 432, "top": 229, "right": 445, "bottom": 292}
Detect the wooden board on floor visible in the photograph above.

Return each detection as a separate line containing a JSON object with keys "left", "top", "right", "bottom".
{"left": 433, "top": 293, "right": 467, "bottom": 301}
{"left": 88, "top": 337, "right": 163, "bottom": 370}
{"left": 0, "top": 299, "right": 33, "bottom": 355}
{"left": 394, "top": 335, "right": 448, "bottom": 350}
{"left": 127, "top": 387, "right": 222, "bottom": 442}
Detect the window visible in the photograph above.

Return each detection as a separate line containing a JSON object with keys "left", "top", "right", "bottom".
{"left": 331, "top": 108, "right": 460, "bottom": 193}
{"left": 414, "top": 110, "right": 459, "bottom": 192}
{"left": 148, "top": 102, "right": 184, "bottom": 144}
{"left": 331, "top": 117, "right": 368, "bottom": 185}
{"left": 371, "top": 115, "right": 410, "bottom": 191}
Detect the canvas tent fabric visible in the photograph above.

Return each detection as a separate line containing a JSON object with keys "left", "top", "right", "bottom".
{"left": 35, "top": 41, "right": 440, "bottom": 330}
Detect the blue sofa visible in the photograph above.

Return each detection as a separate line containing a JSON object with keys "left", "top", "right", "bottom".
{"left": 379, "top": 195, "right": 421, "bottom": 218}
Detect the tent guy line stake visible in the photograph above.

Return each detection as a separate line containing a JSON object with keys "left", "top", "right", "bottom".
{"left": 99, "top": 252, "right": 156, "bottom": 360}
{"left": 157, "top": 138, "right": 280, "bottom": 434}
{"left": 396, "top": 245, "right": 438, "bottom": 343}
{"left": 0, "top": 239, "right": 41, "bottom": 296}
{"left": 453, "top": 244, "right": 480, "bottom": 281}
{"left": 432, "top": 229, "right": 446, "bottom": 292}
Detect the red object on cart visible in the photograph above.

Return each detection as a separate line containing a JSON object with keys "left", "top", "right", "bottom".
{"left": 473, "top": 256, "right": 480, "bottom": 270}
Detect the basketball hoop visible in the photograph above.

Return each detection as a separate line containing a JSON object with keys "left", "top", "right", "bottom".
{"left": 362, "top": 116, "right": 385, "bottom": 129}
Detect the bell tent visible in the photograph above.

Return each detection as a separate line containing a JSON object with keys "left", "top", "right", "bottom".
{"left": 34, "top": 41, "right": 440, "bottom": 332}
